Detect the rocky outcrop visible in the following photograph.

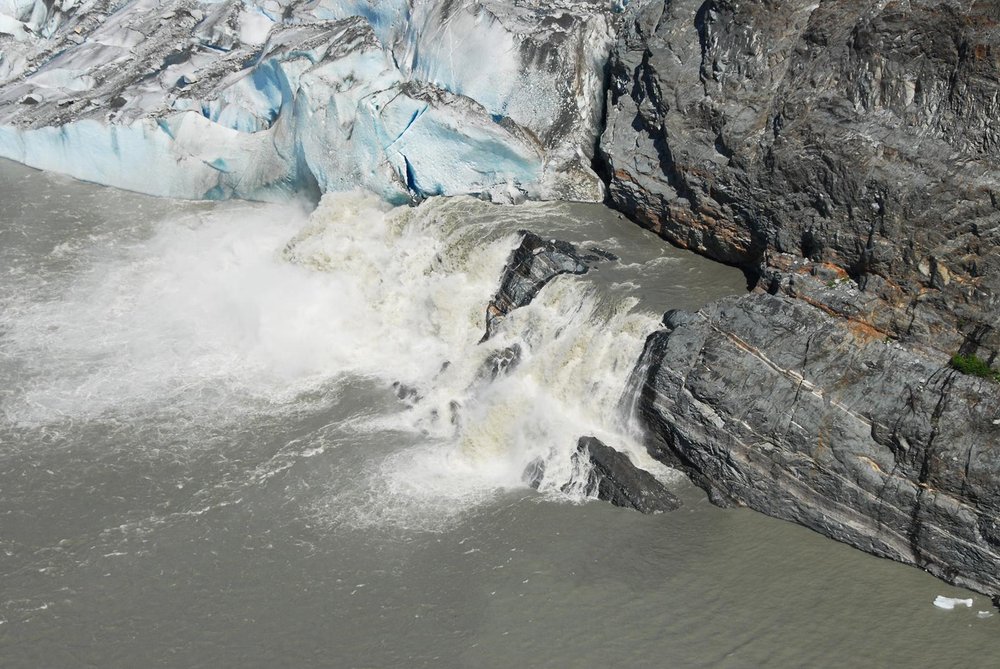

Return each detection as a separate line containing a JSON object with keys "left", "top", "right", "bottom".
{"left": 482, "top": 231, "right": 615, "bottom": 341}
{"left": 479, "top": 344, "right": 523, "bottom": 381}
{"left": 634, "top": 292, "right": 1000, "bottom": 594}
{"left": 573, "top": 436, "right": 682, "bottom": 513}
{"left": 602, "top": 0, "right": 1000, "bottom": 362}
{"left": 525, "top": 436, "right": 682, "bottom": 514}
{"left": 603, "top": 0, "right": 1000, "bottom": 595}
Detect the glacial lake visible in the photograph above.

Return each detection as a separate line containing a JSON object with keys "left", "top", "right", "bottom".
{"left": 1, "top": 159, "right": 996, "bottom": 667}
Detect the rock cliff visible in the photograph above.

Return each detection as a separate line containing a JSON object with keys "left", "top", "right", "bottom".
{"left": 606, "top": 0, "right": 1000, "bottom": 595}
{"left": 634, "top": 295, "right": 1000, "bottom": 595}
{"left": 603, "top": 0, "right": 999, "bottom": 359}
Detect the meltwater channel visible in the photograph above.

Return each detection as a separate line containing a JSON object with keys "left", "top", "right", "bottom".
{"left": 0, "top": 160, "right": 996, "bottom": 667}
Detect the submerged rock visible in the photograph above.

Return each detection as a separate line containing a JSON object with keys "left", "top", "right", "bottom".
{"left": 391, "top": 381, "right": 420, "bottom": 406}
{"left": 633, "top": 292, "right": 1000, "bottom": 595}
{"left": 479, "top": 344, "right": 523, "bottom": 381}
{"left": 522, "top": 457, "right": 548, "bottom": 490}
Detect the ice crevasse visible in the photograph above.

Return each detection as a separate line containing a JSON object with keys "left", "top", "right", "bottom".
{"left": 0, "top": 0, "right": 626, "bottom": 203}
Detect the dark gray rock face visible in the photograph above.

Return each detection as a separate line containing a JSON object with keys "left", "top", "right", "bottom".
{"left": 634, "top": 292, "right": 1000, "bottom": 594}
{"left": 482, "top": 231, "right": 613, "bottom": 340}
{"left": 523, "top": 437, "right": 682, "bottom": 513}
{"left": 574, "top": 436, "right": 682, "bottom": 513}
{"left": 602, "top": 0, "right": 1000, "bottom": 595}
{"left": 602, "top": 0, "right": 1000, "bottom": 361}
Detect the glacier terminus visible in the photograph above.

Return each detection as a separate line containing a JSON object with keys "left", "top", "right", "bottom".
{"left": 0, "top": 0, "right": 624, "bottom": 202}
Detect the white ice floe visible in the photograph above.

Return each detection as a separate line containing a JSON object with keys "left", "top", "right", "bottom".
{"left": 933, "top": 595, "right": 974, "bottom": 610}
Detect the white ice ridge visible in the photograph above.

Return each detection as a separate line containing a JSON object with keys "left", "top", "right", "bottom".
{"left": 0, "top": 0, "right": 626, "bottom": 202}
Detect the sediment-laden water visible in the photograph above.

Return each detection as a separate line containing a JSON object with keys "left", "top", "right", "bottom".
{"left": 1, "top": 160, "right": 996, "bottom": 668}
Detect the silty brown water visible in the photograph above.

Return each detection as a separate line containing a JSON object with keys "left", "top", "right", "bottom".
{"left": 0, "top": 160, "right": 996, "bottom": 668}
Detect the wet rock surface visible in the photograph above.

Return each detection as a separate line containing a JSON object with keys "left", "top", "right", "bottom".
{"left": 634, "top": 292, "right": 1000, "bottom": 594}
{"left": 482, "top": 232, "right": 676, "bottom": 514}
{"left": 602, "top": 0, "right": 1000, "bottom": 596}
{"left": 573, "top": 436, "right": 681, "bottom": 514}
{"left": 523, "top": 437, "right": 681, "bottom": 514}
{"left": 482, "top": 231, "right": 614, "bottom": 341}
{"left": 479, "top": 344, "right": 523, "bottom": 381}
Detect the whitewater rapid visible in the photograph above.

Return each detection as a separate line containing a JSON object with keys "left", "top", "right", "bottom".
{"left": 1, "top": 186, "right": 715, "bottom": 530}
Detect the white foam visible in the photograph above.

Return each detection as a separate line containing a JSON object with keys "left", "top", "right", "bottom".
{"left": 1, "top": 191, "right": 514, "bottom": 427}
{"left": 3, "top": 198, "right": 338, "bottom": 423}
{"left": 4, "top": 190, "right": 672, "bottom": 529}
{"left": 325, "top": 227, "right": 666, "bottom": 526}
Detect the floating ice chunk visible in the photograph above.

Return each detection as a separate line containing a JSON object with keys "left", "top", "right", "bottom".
{"left": 933, "top": 595, "right": 973, "bottom": 610}
{"left": 977, "top": 610, "right": 994, "bottom": 619}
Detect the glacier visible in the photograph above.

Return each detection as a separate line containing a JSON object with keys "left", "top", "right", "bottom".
{"left": 0, "top": 0, "right": 624, "bottom": 203}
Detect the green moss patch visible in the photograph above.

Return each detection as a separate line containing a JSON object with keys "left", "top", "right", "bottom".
{"left": 950, "top": 354, "right": 1000, "bottom": 382}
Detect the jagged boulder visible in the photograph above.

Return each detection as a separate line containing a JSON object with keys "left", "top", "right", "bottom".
{"left": 573, "top": 436, "right": 682, "bottom": 513}
{"left": 482, "top": 231, "right": 615, "bottom": 341}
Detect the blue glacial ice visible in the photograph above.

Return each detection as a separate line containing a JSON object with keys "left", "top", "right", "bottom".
{"left": 0, "top": 0, "right": 622, "bottom": 203}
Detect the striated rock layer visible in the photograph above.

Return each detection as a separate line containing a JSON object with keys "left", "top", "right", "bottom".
{"left": 633, "top": 294, "right": 1000, "bottom": 595}
{"left": 607, "top": 0, "right": 1000, "bottom": 596}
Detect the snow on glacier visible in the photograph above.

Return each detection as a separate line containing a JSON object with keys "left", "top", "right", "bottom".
{"left": 0, "top": 0, "right": 621, "bottom": 203}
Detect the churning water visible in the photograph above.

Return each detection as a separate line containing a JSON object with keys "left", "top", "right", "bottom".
{"left": 1, "top": 160, "right": 997, "bottom": 667}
